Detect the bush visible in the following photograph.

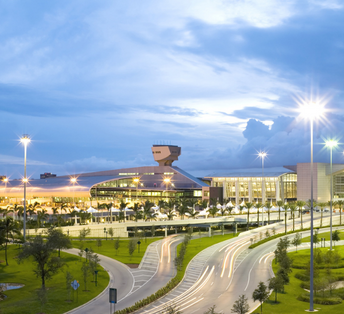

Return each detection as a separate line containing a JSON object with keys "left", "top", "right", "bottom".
{"left": 297, "top": 293, "right": 342, "bottom": 305}
{"left": 294, "top": 272, "right": 309, "bottom": 281}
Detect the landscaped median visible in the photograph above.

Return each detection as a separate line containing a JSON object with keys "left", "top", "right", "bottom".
{"left": 0, "top": 245, "right": 109, "bottom": 314}
{"left": 114, "top": 232, "right": 237, "bottom": 314}
{"left": 258, "top": 246, "right": 344, "bottom": 314}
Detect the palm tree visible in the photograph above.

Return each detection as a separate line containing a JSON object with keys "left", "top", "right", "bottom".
{"left": 318, "top": 202, "right": 327, "bottom": 227}
{"left": 142, "top": 200, "right": 154, "bottom": 221}
{"left": 188, "top": 198, "right": 199, "bottom": 212}
{"left": 176, "top": 199, "right": 190, "bottom": 220}
{"left": 282, "top": 203, "right": 289, "bottom": 234}
{"left": 157, "top": 199, "right": 166, "bottom": 210}
{"left": 296, "top": 200, "right": 306, "bottom": 230}
{"left": 245, "top": 202, "right": 254, "bottom": 231}
{"left": 276, "top": 200, "right": 284, "bottom": 221}
{"left": 131, "top": 202, "right": 142, "bottom": 222}
{"left": 227, "top": 205, "right": 235, "bottom": 216}
{"left": 119, "top": 200, "right": 129, "bottom": 222}
{"left": 165, "top": 199, "right": 176, "bottom": 220}
{"left": 188, "top": 210, "right": 199, "bottom": 219}
{"left": 199, "top": 199, "right": 208, "bottom": 210}
{"left": 0, "top": 218, "right": 21, "bottom": 265}
{"left": 336, "top": 200, "right": 343, "bottom": 225}
{"left": 264, "top": 202, "right": 272, "bottom": 225}
{"left": 28, "top": 201, "right": 41, "bottom": 220}
{"left": 51, "top": 207, "right": 59, "bottom": 225}
{"left": 208, "top": 206, "right": 218, "bottom": 218}
{"left": 255, "top": 202, "right": 263, "bottom": 226}
{"left": 239, "top": 205, "right": 245, "bottom": 215}
{"left": 8, "top": 204, "right": 23, "bottom": 221}
{"left": 289, "top": 203, "right": 297, "bottom": 231}
{"left": 36, "top": 209, "right": 49, "bottom": 228}
{"left": 218, "top": 205, "right": 227, "bottom": 216}
{"left": 59, "top": 203, "right": 68, "bottom": 215}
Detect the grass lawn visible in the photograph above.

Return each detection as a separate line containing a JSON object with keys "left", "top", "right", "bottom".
{"left": 258, "top": 246, "right": 344, "bottom": 314}
{"left": 71, "top": 237, "right": 162, "bottom": 265}
{"left": 302, "top": 230, "right": 344, "bottom": 243}
{"left": 0, "top": 245, "right": 109, "bottom": 314}
{"left": 175, "top": 233, "right": 237, "bottom": 281}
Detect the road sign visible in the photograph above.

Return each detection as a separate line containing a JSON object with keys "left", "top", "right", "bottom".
{"left": 71, "top": 280, "right": 80, "bottom": 291}
{"left": 137, "top": 241, "right": 141, "bottom": 245}
{"left": 109, "top": 288, "right": 117, "bottom": 304}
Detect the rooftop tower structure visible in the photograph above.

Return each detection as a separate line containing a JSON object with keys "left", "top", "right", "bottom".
{"left": 151, "top": 145, "right": 181, "bottom": 166}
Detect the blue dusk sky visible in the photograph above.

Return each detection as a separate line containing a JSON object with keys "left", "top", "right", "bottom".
{"left": 1, "top": 0, "right": 344, "bottom": 179}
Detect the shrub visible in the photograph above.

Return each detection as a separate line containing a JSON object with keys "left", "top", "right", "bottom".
{"left": 297, "top": 293, "right": 342, "bottom": 305}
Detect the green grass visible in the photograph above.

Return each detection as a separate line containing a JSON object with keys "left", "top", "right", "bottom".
{"left": 0, "top": 245, "right": 109, "bottom": 314}
{"left": 258, "top": 246, "right": 344, "bottom": 314}
{"left": 302, "top": 231, "right": 343, "bottom": 243}
{"left": 175, "top": 233, "right": 237, "bottom": 281}
{"left": 71, "top": 237, "right": 162, "bottom": 265}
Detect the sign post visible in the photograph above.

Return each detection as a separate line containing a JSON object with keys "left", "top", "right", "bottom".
{"left": 137, "top": 240, "right": 141, "bottom": 253}
{"left": 71, "top": 280, "right": 80, "bottom": 302}
{"left": 109, "top": 288, "right": 117, "bottom": 314}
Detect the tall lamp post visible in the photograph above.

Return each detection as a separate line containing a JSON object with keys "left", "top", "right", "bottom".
{"left": 3, "top": 177, "right": 8, "bottom": 205}
{"left": 325, "top": 139, "right": 338, "bottom": 251}
{"left": 21, "top": 134, "right": 30, "bottom": 241}
{"left": 70, "top": 177, "right": 77, "bottom": 224}
{"left": 258, "top": 151, "right": 267, "bottom": 226}
{"left": 299, "top": 102, "right": 325, "bottom": 312}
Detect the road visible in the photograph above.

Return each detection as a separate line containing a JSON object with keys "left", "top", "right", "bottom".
{"left": 136, "top": 212, "right": 343, "bottom": 314}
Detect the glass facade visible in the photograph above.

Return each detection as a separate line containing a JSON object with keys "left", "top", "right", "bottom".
{"left": 334, "top": 173, "right": 344, "bottom": 198}
{"left": 280, "top": 173, "right": 297, "bottom": 200}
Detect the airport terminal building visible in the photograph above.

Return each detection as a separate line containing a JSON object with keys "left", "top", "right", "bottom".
{"left": 2, "top": 145, "right": 344, "bottom": 207}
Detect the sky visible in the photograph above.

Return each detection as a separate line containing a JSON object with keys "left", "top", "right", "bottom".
{"left": 1, "top": 0, "right": 344, "bottom": 179}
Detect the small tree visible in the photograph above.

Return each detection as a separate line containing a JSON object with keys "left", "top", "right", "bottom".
{"left": 265, "top": 230, "right": 270, "bottom": 238}
{"left": 81, "top": 262, "right": 91, "bottom": 291}
{"left": 79, "top": 227, "right": 91, "bottom": 241}
{"left": 18, "top": 235, "right": 64, "bottom": 289}
{"left": 204, "top": 305, "right": 221, "bottom": 314}
{"left": 47, "top": 227, "right": 72, "bottom": 257}
{"left": 108, "top": 227, "right": 114, "bottom": 240}
{"left": 128, "top": 238, "right": 137, "bottom": 260}
{"left": 164, "top": 304, "right": 182, "bottom": 314}
{"left": 252, "top": 281, "right": 269, "bottom": 314}
{"left": 37, "top": 287, "right": 47, "bottom": 313}
{"left": 96, "top": 238, "right": 102, "bottom": 251}
{"left": 313, "top": 232, "right": 320, "bottom": 249}
{"left": 291, "top": 233, "right": 302, "bottom": 252}
{"left": 332, "top": 230, "right": 340, "bottom": 246}
{"left": 0, "top": 218, "right": 21, "bottom": 265}
{"left": 65, "top": 271, "right": 73, "bottom": 302}
{"left": 78, "top": 244, "right": 84, "bottom": 261}
{"left": 114, "top": 237, "right": 120, "bottom": 255}
{"left": 272, "top": 227, "right": 276, "bottom": 236}
{"left": 268, "top": 275, "right": 284, "bottom": 303}
{"left": 231, "top": 294, "right": 249, "bottom": 314}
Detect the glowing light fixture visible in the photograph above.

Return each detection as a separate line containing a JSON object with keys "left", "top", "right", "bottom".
{"left": 325, "top": 139, "right": 338, "bottom": 148}
{"left": 22, "top": 178, "right": 28, "bottom": 183}
{"left": 298, "top": 102, "right": 325, "bottom": 120}
{"left": 3, "top": 178, "right": 8, "bottom": 183}
{"left": 21, "top": 134, "right": 30, "bottom": 242}
{"left": 163, "top": 178, "right": 171, "bottom": 183}
{"left": 70, "top": 177, "right": 77, "bottom": 183}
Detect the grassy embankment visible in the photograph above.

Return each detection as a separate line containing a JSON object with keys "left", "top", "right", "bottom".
{"left": 71, "top": 237, "right": 162, "bottom": 265}
{"left": 0, "top": 245, "right": 109, "bottom": 314}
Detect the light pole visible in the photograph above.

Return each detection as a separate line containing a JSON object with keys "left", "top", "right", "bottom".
{"left": 21, "top": 134, "right": 30, "bottom": 241}
{"left": 70, "top": 177, "right": 77, "bottom": 224}
{"left": 325, "top": 139, "right": 338, "bottom": 251}
{"left": 299, "top": 102, "right": 325, "bottom": 312}
{"left": 258, "top": 151, "right": 267, "bottom": 226}
{"left": 3, "top": 177, "right": 8, "bottom": 205}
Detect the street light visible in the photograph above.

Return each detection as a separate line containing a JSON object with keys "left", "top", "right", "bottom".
{"left": 2, "top": 177, "right": 8, "bottom": 205}
{"left": 325, "top": 139, "right": 338, "bottom": 251}
{"left": 20, "top": 134, "right": 30, "bottom": 241}
{"left": 70, "top": 177, "right": 77, "bottom": 207}
{"left": 163, "top": 178, "right": 171, "bottom": 201}
{"left": 299, "top": 101, "right": 325, "bottom": 312}
{"left": 258, "top": 151, "right": 267, "bottom": 226}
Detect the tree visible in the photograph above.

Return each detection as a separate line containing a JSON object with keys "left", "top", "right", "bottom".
{"left": 164, "top": 304, "right": 182, "bottom": 314}
{"left": 252, "top": 281, "right": 269, "bottom": 314}
{"left": 203, "top": 305, "right": 221, "bottom": 314}
{"left": 313, "top": 232, "right": 320, "bottom": 249}
{"left": 131, "top": 203, "right": 142, "bottom": 222}
{"left": 318, "top": 202, "right": 327, "bottom": 227}
{"left": 96, "top": 238, "right": 102, "bottom": 251}
{"left": 165, "top": 199, "right": 176, "bottom": 220}
{"left": 37, "top": 209, "right": 49, "bottom": 228}
{"left": 81, "top": 262, "right": 92, "bottom": 291}
{"left": 18, "top": 235, "right": 64, "bottom": 289}
{"left": 231, "top": 294, "right": 250, "bottom": 314}
{"left": 0, "top": 217, "right": 21, "bottom": 265}
{"left": 296, "top": 200, "right": 306, "bottom": 230}
{"left": 208, "top": 206, "right": 218, "bottom": 218}
{"left": 108, "top": 227, "right": 114, "bottom": 240}
{"left": 114, "top": 236, "right": 120, "bottom": 255}
{"left": 255, "top": 202, "right": 263, "bottom": 226}
{"left": 176, "top": 199, "right": 190, "bottom": 220}
{"left": 142, "top": 200, "right": 155, "bottom": 221}
{"left": 47, "top": 227, "right": 72, "bottom": 257}
{"left": 276, "top": 200, "right": 283, "bottom": 222}
{"left": 282, "top": 203, "right": 289, "bottom": 234}
{"left": 289, "top": 203, "right": 297, "bottom": 231}
{"left": 119, "top": 200, "right": 129, "bottom": 222}
{"left": 268, "top": 275, "right": 284, "bottom": 303}
{"left": 332, "top": 230, "right": 340, "bottom": 246}
{"left": 265, "top": 202, "right": 272, "bottom": 225}
{"left": 291, "top": 233, "right": 302, "bottom": 252}
{"left": 128, "top": 238, "right": 137, "bottom": 260}
{"left": 336, "top": 200, "right": 343, "bottom": 225}
{"left": 245, "top": 202, "right": 254, "bottom": 231}
{"left": 65, "top": 271, "right": 73, "bottom": 302}
{"left": 79, "top": 227, "right": 91, "bottom": 241}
